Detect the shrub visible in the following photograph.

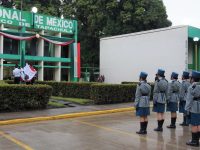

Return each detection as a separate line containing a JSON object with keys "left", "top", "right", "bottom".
{"left": 0, "top": 84, "right": 52, "bottom": 111}
{"left": 121, "top": 81, "right": 139, "bottom": 84}
{"left": 4, "top": 80, "right": 14, "bottom": 84}
{"left": 0, "top": 81, "right": 7, "bottom": 84}
{"left": 90, "top": 84, "right": 137, "bottom": 104}
{"left": 36, "top": 81, "right": 93, "bottom": 99}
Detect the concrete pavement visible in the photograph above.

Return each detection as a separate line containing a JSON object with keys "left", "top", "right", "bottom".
{"left": 0, "top": 102, "right": 134, "bottom": 121}
{"left": 0, "top": 111, "right": 198, "bottom": 150}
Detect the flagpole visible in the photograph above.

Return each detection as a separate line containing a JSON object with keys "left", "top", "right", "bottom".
{"left": 21, "top": 0, "right": 23, "bottom": 10}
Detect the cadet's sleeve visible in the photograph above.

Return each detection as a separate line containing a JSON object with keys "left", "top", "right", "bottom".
{"left": 185, "top": 87, "right": 194, "bottom": 111}
{"left": 153, "top": 82, "right": 157, "bottom": 93}
{"left": 134, "top": 85, "right": 140, "bottom": 107}
{"left": 179, "top": 83, "right": 184, "bottom": 101}
{"left": 148, "top": 85, "right": 151, "bottom": 98}
{"left": 165, "top": 82, "right": 170, "bottom": 101}
{"left": 178, "top": 82, "right": 182, "bottom": 98}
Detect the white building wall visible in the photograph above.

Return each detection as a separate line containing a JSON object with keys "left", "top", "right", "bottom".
{"left": 100, "top": 26, "right": 188, "bottom": 83}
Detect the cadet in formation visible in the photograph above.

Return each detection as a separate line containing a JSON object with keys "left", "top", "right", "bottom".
{"left": 166, "top": 72, "right": 181, "bottom": 129}
{"left": 185, "top": 71, "right": 200, "bottom": 147}
{"left": 134, "top": 72, "right": 151, "bottom": 134}
{"left": 179, "top": 71, "right": 191, "bottom": 126}
{"left": 153, "top": 69, "right": 168, "bottom": 132}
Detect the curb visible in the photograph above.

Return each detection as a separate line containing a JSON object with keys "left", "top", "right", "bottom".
{"left": 0, "top": 107, "right": 135, "bottom": 126}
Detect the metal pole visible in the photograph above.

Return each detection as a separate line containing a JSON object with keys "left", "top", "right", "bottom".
{"left": 195, "top": 42, "right": 198, "bottom": 70}
{"left": 21, "top": 0, "right": 23, "bottom": 10}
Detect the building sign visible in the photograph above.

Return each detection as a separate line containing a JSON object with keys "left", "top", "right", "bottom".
{"left": 34, "top": 14, "right": 74, "bottom": 34}
{"left": 0, "top": 6, "right": 32, "bottom": 27}
{"left": 0, "top": 6, "right": 76, "bottom": 34}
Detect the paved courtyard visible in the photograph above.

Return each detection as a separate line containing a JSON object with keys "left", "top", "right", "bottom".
{"left": 0, "top": 111, "right": 198, "bottom": 150}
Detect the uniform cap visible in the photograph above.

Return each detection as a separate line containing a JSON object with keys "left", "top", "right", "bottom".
{"left": 191, "top": 71, "right": 200, "bottom": 79}
{"left": 157, "top": 69, "right": 165, "bottom": 77}
{"left": 171, "top": 72, "right": 178, "bottom": 79}
{"left": 182, "top": 71, "right": 190, "bottom": 79}
{"left": 140, "top": 72, "right": 148, "bottom": 79}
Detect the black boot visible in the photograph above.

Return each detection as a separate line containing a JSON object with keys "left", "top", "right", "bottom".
{"left": 199, "top": 132, "right": 200, "bottom": 142}
{"left": 180, "top": 115, "right": 186, "bottom": 126}
{"left": 180, "top": 115, "right": 189, "bottom": 126}
{"left": 144, "top": 121, "right": 148, "bottom": 134}
{"left": 136, "top": 122, "right": 146, "bottom": 135}
{"left": 154, "top": 120, "right": 163, "bottom": 132}
{"left": 186, "top": 132, "right": 199, "bottom": 147}
{"left": 167, "top": 118, "right": 176, "bottom": 129}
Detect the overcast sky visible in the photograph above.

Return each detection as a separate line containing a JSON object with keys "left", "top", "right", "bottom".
{"left": 163, "top": 0, "right": 200, "bottom": 28}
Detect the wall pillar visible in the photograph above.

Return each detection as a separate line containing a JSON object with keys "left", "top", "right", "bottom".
{"left": 54, "top": 32, "right": 61, "bottom": 81}
{"left": 0, "top": 24, "right": 3, "bottom": 80}
{"left": 70, "top": 20, "right": 78, "bottom": 82}
{"left": 20, "top": 27, "right": 26, "bottom": 68}
{"left": 37, "top": 30, "right": 44, "bottom": 81}
{"left": 198, "top": 43, "right": 200, "bottom": 71}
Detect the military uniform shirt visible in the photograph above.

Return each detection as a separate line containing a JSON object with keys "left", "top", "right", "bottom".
{"left": 185, "top": 82, "right": 200, "bottom": 113}
{"left": 180, "top": 80, "right": 191, "bottom": 101}
{"left": 167, "top": 80, "right": 181, "bottom": 103}
{"left": 134, "top": 81, "right": 151, "bottom": 108}
{"left": 153, "top": 78, "right": 168, "bottom": 104}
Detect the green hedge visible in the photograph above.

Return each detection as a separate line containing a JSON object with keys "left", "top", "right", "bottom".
{"left": 36, "top": 81, "right": 93, "bottom": 99}
{"left": 121, "top": 81, "right": 139, "bottom": 84}
{"left": 4, "top": 80, "right": 93, "bottom": 99}
{"left": 0, "top": 84, "right": 52, "bottom": 111}
{"left": 4, "top": 80, "right": 154, "bottom": 105}
{"left": 0, "top": 81, "right": 7, "bottom": 84}
{"left": 90, "top": 84, "right": 137, "bottom": 104}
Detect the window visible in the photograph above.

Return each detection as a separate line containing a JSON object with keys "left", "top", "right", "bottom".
{"left": 25, "top": 38, "right": 37, "bottom": 56}
{"left": 44, "top": 41, "right": 55, "bottom": 57}
{"left": 3, "top": 37, "right": 19, "bottom": 54}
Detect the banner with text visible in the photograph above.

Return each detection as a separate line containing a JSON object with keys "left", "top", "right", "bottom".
{"left": 34, "top": 14, "right": 75, "bottom": 34}
{"left": 0, "top": 6, "right": 32, "bottom": 28}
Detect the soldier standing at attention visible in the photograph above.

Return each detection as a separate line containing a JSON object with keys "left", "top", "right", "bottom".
{"left": 179, "top": 71, "right": 191, "bottom": 126}
{"left": 134, "top": 72, "right": 151, "bottom": 135}
{"left": 185, "top": 71, "right": 200, "bottom": 147}
{"left": 153, "top": 69, "right": 168, "bottom": 132}
{"left": 166, "top": 72, "right": 181, "bottom": 129}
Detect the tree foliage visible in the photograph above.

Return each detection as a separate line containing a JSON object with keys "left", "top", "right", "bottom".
{"left": 1, "top": 0, "right": 171, "bottom": 67}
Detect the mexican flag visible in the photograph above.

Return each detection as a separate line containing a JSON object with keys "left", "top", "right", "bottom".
{"left": 21, "top": 63, "right": 37, "bottom": 81}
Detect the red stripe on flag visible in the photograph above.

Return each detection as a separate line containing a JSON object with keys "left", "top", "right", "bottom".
{"left": 77, "top": 43, "right": 81, "bottom": 78}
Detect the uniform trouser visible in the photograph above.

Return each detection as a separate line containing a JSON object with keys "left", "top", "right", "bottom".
{"left": 14, "top": 77, "right": 20, "bottom": 84}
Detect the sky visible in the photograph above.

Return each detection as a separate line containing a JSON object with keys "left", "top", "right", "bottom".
{"left": 162, "top": 0, "right": 200, "bottom": 28}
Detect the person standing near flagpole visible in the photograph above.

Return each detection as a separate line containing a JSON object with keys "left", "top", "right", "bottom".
{"left": 134, "top": 72, "right": 151, "bottom": 135}
{"left": 13, "top": 64, "right": 21, "bottom": 84}
{"left": 179, "top": 71, "right": 191, "bottom": 126}
{"left": 153, "top": 69, "right": 168, "bottom": 132}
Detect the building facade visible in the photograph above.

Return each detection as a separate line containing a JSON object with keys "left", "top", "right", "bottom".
{"left": 0, "top": 6, "right": 80, "bottom": 81}
{"left": 100, "top": 26, "right": 200, "bottom": 83}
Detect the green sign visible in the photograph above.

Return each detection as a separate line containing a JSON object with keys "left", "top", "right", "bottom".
{"left": 34, "top": 14, "right": 75, "bottom": 34}
{"left": 0, "top": 6, "right": 32, "bottom": 28}
{"left": 0, "top": 6, "right": 76, "bottom": 34}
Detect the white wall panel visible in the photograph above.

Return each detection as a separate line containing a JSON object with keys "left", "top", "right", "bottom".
{"left": 100, "top": 26, "right": 188, "bottom": 83}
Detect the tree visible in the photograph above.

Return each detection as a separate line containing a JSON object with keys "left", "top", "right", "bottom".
{"left": 0, "top": 0, "right": 15, "bottom": 8}
{"left": 1, "top": 0, "right": 172, "bottom": 67}
{"left": 62, "top": 0, "right": 171, "bottom": 67}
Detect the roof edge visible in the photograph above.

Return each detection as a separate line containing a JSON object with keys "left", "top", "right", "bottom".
{"left": 100, "top": 25, "right": 189, "bottom": 41}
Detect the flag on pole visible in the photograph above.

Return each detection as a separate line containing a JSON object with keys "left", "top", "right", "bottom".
{"left": 20, "top": 63, "right": 37, "bottom": 82}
